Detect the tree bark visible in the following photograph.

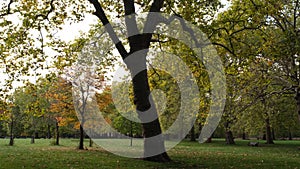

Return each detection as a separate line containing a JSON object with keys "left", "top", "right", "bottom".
{"left": 31, "top": 135, "right": 35, "bottom": 144}
{"left": 242, "top": 132, "right": 246, "bottom": 140}
{"left": 224, "top": 122, "right": 235, "bottom": 144}
{"left": 131, "top": 64, "right": 170, "bottom": 162}
{"left": 47, "top": 123, "right": 51, "bottom": 139}
{"left": 31, "top": 118, "right": 36, "bottom": 144}
{"left": 79, "top": 125, "right": 84, "bottom": 150}
{"left": 88, "top": 0, "right": 170, "bottom": 162}
{"left": 271, "top": 128, "right": 276, "bottom": 140}
{"left": 288, "top": 128, "right": 293, "bottom": 140}
{"left": 190, "top": 125, "right": 196, "bottom": 142}
{"left": 9, "top": 136, "right": 14, "bottom": 146}
{"left": 55, "top": 121, "right": 59, "bottom": 145}
{"left": 89, "top": 137, "right": 93, "bottom": 147}
{"left": 225, "top": 131, "right": 235, "bottom": 144}
{"left": 265, "top": 117, "right": 274, "bottom": 144}
{"left": 9, "top": 116, "right": 14, "bottom": 146}
{"left": 47, "top": 115, "right": 52, "bottom": 139}
{"left": 205, "top": 136, "right": 212, "bottom": 143}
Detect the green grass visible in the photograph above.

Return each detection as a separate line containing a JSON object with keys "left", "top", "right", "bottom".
{"left": 0, "top": 138, "right": 299, "bottom": 169}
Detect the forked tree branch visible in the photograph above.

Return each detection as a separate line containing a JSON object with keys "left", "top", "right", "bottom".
{"left": 88, "top": 0, "right": 165, "bottom": 57}
{"left": 0, "top": 0, "right": 13, "bottom": 17}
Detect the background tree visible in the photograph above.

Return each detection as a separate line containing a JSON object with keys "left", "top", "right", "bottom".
{"left": 46, "top": 77, "right": 77, "bottom": 145}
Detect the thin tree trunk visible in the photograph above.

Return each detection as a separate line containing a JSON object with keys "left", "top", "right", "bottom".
{"left": 288, "top": 128, "right": 293, "bottom": 140}
{"left": 265, "top": 117, "right": 274, "bottom": 144}
{"left": 242, "top": 132, "right": 246, "bottom": 140}
{"left": 31, "top": 135, "right": 35, "bottom": 144}
{"left": 9, "top": 136, "right": 14, "bottom": 146}
{"left": 262, "top": 133, "right": 266, "bottom": 140}
{"left": 55, "top": 121, "right": 59, "bottom": 145}
{"left": 79, "top": 125, "right": 84, "bottom": 150}
{"left": 47, "top": 115, "right": 51, "bottom": 139}
{"left": 31, "top": 117, "right": 35, "bottom": 144}
{"left": 47, "top": 123, "right": 51, "bottom": 139}
{"left": 199, "top": 123, "right": 202, "bottom": 132}
{"left": 130, "top": 121, "right": 133, "bottom": 146}
{"left": 89, "top": 137, "right": 93, "bottom": 147}
{"left": 190, "top": 125, "right": 196, "bottom": 142}
{"left": 9, "top": 116, "right": 14, "bottom": 146}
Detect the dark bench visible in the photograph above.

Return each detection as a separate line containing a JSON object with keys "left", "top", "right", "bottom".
{"left": 248, "top": 142, "right": 259, "bottom": 146}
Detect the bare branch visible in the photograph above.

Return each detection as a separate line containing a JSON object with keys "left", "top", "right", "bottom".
{"left": 212, "top": 42, "right": 236, "bottom": 57}
{"left": 0, "top": 0, "right": 13, "bottom": 17}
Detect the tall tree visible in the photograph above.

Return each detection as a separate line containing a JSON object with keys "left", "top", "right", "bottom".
{"left": 86, "top": 0, "right": 223, "bottom": 161}
{"left": 89, "top": 0, "right": 170, "bottom": 161}
{"left": 1, "top": 0, "right": 222, "bottom": 161}
{"left": 213, "top": 0, "right": 300, "bottom": 122}
{"left": 67, "top": 65, "right": 105, "bottom": 150}
{"left": 46, "top": 77, "right": 77, "bottom": 145}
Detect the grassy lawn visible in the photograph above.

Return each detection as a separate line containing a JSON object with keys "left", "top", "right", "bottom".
{"left": 0, "top": 138, "right": 299, "bottom": 169}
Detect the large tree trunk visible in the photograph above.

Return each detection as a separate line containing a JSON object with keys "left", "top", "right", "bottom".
{"left": 89, "top": 0, "right": 170, "bottom": 162}
{"left": 130, "top": 61, "right": 170, "bottom": 162}
{"left": 224, "top": 122, "right": 235, "bottom": 144}
{"left": 79, "top": 125, "right": 84, "bottom": 150}
{"left": 225, "top": 131, "right": 235, "bottom": 144}
{"left": 271, "top": 128, "right": 276, "bottom": 140}
{"left": 124, "top": 4, "right": 170, "bottom": 162}
{"left": 265, "top": 117, "right": 274, "bottom": 144}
